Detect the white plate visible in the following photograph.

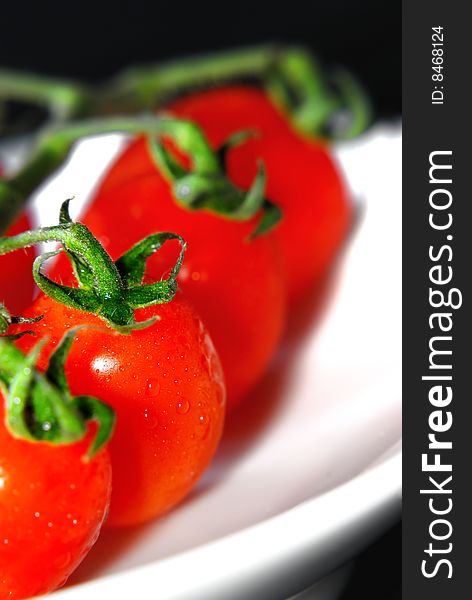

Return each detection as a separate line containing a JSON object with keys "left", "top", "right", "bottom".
{"left": 4, "top": 125, "right": 402, "bottom": 599}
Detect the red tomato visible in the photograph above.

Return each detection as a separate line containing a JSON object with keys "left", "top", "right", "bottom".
{"left": 96, "top": 88, "right": 352, "bottom": 308}
{"left": 15, "top": 291, "right": 226, "bottom": 527}
{"left": 53, "top": 142, "right": 285, "bottom": 410}
{"left": 0, "top": 164, "right": 35, "bottom": 315}
{"left": 166, "top": 86, "right": 353, "bottom": 308}
{"left": 0, "top": 404, "right": 111, "bottom": 599}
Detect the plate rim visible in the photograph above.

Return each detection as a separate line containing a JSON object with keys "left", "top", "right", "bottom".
{"left": 53, "top": 446, "right": 401, "bottom": 599}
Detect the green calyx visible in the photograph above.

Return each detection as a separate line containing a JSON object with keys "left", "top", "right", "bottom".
{"left": 0, "top": 329, "right": 114, "bottom": 457}
{"left": 0, "top": 69, "right": 88, "bottom": 124}
{"left": 148, "top": 123, "right": 281, "bottom": 237}
{"left": 0, "top": 199, "right": 186, "bottom": 333}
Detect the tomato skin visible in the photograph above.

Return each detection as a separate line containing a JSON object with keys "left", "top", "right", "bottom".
{"left": 15, "top": 291, "right": 226, "bottom": 527}
{"left": 0, "top": 165, "right": 35, "bottom": 314}
{"left": 0, "top": 405, "right": 111, "bottom": 599}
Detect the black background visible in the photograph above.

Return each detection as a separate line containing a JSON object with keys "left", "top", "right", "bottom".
{"left": 0, "top": 1, "right": 401, "bottom": 118}
{"left": 1, "top": 2, "right": 401, "bottom": 597}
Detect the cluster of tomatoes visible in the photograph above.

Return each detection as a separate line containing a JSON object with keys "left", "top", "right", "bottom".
{"left": 0, "top": 85, "right": 352, "bottom": 598}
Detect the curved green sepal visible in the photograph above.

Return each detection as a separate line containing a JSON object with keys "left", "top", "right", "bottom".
{"left": 0, "top": 305, "right": 10, "bottom": 335}
{"left": 59, "top": 197, "right": 74, "bottom": 224}
{"left": 1, "top": 330, "right": 37, "bottom": 341}
{"left": 58, "top": 199, "right": 97, "bottom": 288}
{"left": 264, "top": 47, "right": 371, "bottom": 140}
{"left": 148, "top": 130, "right": 281, "bottom": 236}
{"left": 33, "top": 250, "right": 102, "bottom": 313}
{"left": 228, "top": 162, "right": 266, "bottom": 220}
{"left": 5, "top": 336, "right": 85, "bottom": 444}
{"left": 72, "top": 395, "right": 116, "bottom": 458}
{"left": 266, "top": 47, "right": 337, "bottom": 135}
{"left": 112, "top": 316, "right": 159, "bottom": 334}
{"left": 115, "top": 232, "right": 186, "bottom": 287}
{"left": 30, "top": 374, "right": 86, "bottom": 443}
{"left": 5, "top": 339, "right": 46, "bottom": 440}
{"left": 0, "top": 303, "right": 43, "bottom": 336}
{"left": 251, "top": 202, "right": 284, "bottom": 239}
{"left": 216, "top": 130, "right": 258, "bottom": 166}
{"left": 11, "top": 314, "right": 44, "bottom": 326}
{"left": 125, "top": 280, "right": 177, "bottom": 308}
{"left": 45, "top": 326, "right": 80, "bottom": 395}
{"left": 329, "top": 68, "right": 373, "bottom": 139}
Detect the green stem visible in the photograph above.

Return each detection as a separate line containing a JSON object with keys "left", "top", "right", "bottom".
{"left": 0, "top": 114, "right": 206, "bottom": 233}
{"left": 0, "top": 46, "right": 369, "bottom": 231}
{"left": 1, "top": 222, "right": 123, "bottom": 297}
{"left": 104, "top": 45, "right": 279, "bottom": 109}
{"left": 1, "top": 45, "right": 366, "bottom": 137}
{"left": 0, "top": 69, "right": 89, "bottom": 121}
{"left": 103, "top": 45, "right": 370, "bottom": 137}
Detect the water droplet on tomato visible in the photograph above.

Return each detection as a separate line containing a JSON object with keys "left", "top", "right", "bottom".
{"left": 143, "top": 408, "right": 158, "bottom": 429}
{"left": 41, "top": 421, "right": 52, "bottom": 432}
{"left": 145, "top": 379, "right": 160, "bottom": 397}
{"left": 176, "top": 400, "right": 190, "bottom": 415}
{"left": 197, "top": 414, "right": 211, "bottom": 439}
